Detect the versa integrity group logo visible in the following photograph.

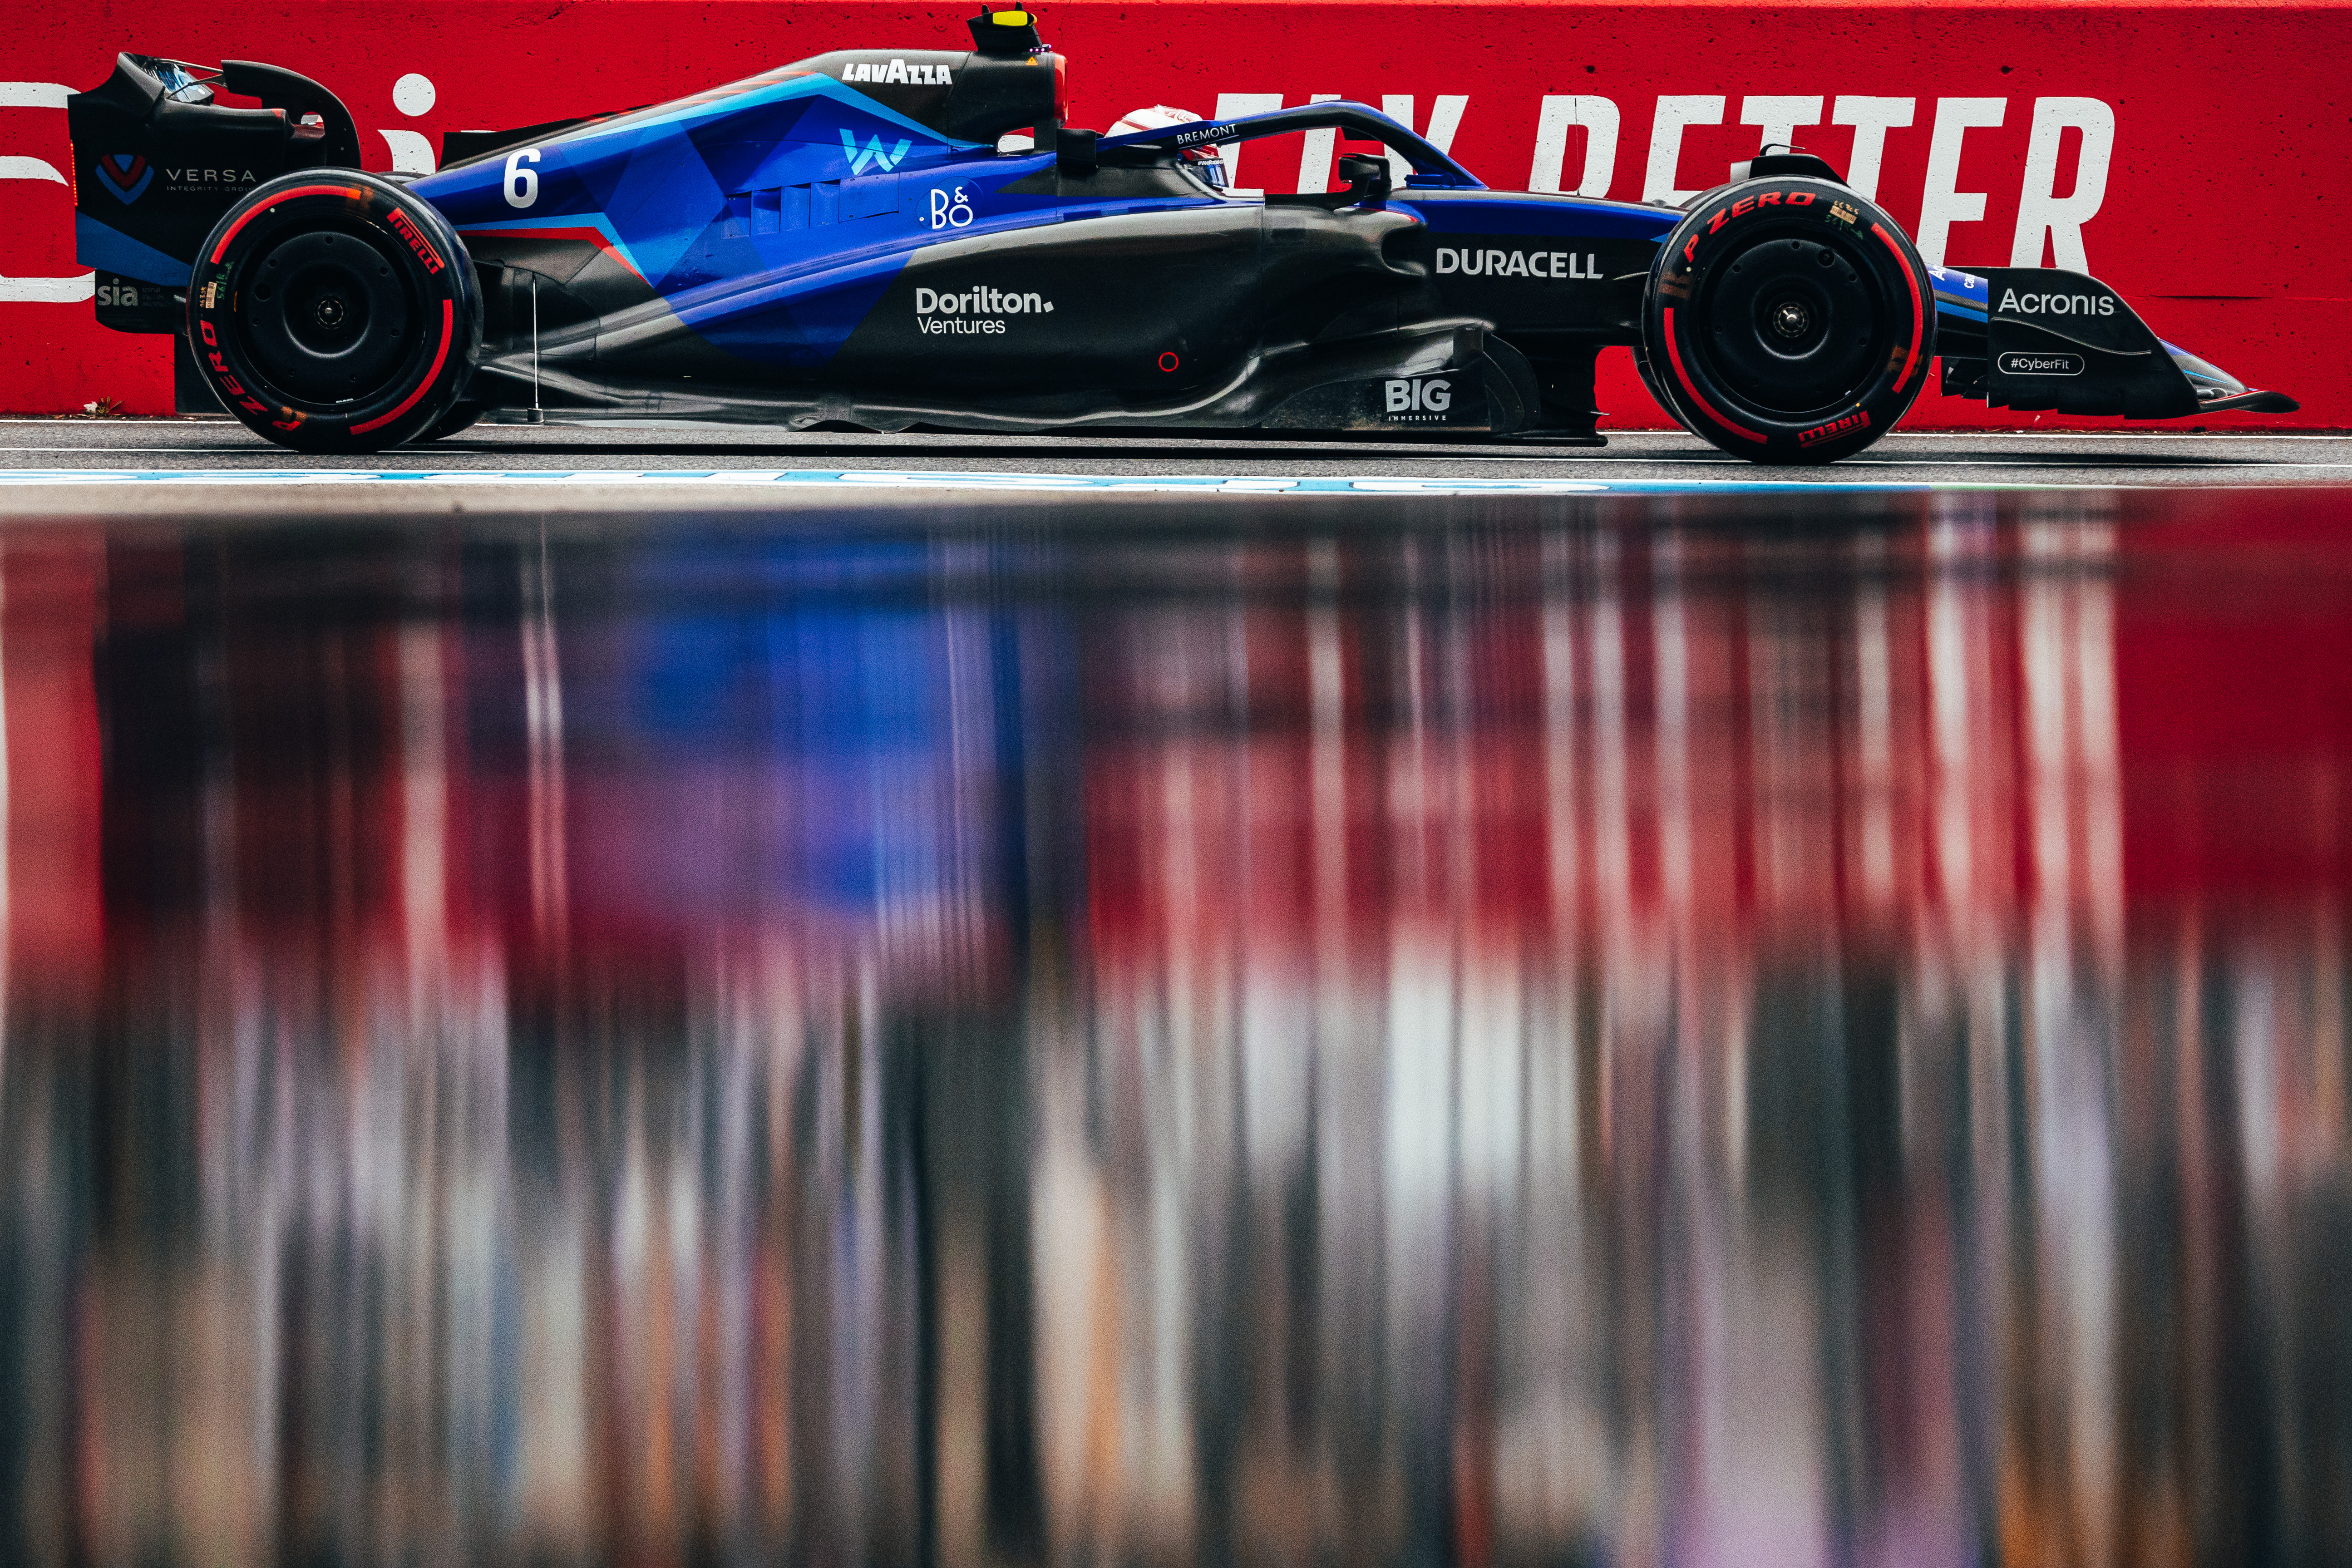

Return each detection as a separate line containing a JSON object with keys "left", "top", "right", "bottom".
{"left": 95, "top": 153, "right": 153, "bottom": 203}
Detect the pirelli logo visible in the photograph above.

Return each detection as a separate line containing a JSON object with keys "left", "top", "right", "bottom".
{"left": 1798, "top": 408, "right": 1871, "bottom": 447}
{"left": 385, "top": 209, "right": 445, "bottom": 275}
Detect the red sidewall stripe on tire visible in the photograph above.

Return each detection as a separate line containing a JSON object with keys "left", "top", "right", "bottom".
{"left": 209, "top": 184, "right": 371, "bottom": 264}
{"left": 1661, "top": 306, "right": 1766, "bottom": 444}
{"left": 1871, "top": 222, "right": 1923, "bottom": 394}
{"left": 350, "top": 299, "right": 456, "bottom": 435}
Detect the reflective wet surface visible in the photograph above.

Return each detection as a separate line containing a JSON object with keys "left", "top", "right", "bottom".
{"left": 3, "top": 488, "right": 2351, "bottom": 1566}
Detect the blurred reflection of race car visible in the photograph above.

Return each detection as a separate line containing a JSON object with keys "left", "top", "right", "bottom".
{"left": 66, "top": 9, "right": 2297, "bottom": 461}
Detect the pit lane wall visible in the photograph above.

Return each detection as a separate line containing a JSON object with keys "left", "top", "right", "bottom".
{"left": 3, "top": 0, "right": 2344, "bottom": 427}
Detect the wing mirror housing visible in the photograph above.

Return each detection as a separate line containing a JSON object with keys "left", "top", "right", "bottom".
{"left": 1336, "top": 152, "right": 1391, "bottom": 205}
{"left": 1727, "top": 148, "right": 1845, "bottom": 185}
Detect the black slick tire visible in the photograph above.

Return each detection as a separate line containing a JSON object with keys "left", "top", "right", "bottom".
{"left": 187, "top": 170, "right": 481, "bottom": 455}
{"left": 1629, "top": 348, "right": 1691, "bottom": 435}
{"left": 1641, "top": 179, "right": 1935, "bottom": 464}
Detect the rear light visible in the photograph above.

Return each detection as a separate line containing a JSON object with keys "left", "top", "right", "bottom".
{"left": 1051, "top": 52, "right": 1067, "bottom": 117}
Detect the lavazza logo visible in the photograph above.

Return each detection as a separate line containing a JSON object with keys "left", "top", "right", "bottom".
{"left": 1438, "top": 247, "right": 1600, "bottom": 280}
{"left": 1997, "top": 287, "right": 2115, "bottom": 317}
{"left": 843, "top": 58, "right": 952, "bottom": 86}
{"left": 916, "top": 285, "right": 1055, "bottom": 335}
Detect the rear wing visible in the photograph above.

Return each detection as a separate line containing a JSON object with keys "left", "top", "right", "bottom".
{"left": 66, "top": 53, "right": 360, "bottom": 334}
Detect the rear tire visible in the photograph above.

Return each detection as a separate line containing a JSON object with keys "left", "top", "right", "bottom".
{"left": 187, "top": 170, "right": 480, "bottom": 455}
{"left": 1641, "top": 179, "right": 1934, "bottom": 464}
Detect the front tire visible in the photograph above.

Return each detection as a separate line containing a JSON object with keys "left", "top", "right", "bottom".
{"left": 423, "top": 401, "right": 485, "bottom": 441}
{"left": 187, "top": 171, "right": 481, "bottom": 455}
{"left": 1629, "top": 348, "right": 1691, "bottom": 435}
{"left": 1641, "top": 179, "right": 1934, "bottom": 464}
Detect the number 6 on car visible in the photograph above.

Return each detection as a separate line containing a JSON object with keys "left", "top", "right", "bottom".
{"left": 62, "top": 14, "right": 2296, "bottom": 458}
{"left": 503, "top": 148, "right": 538, "bottom": 209}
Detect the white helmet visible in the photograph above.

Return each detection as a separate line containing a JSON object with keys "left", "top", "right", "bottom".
{"left": 1108, "top": 104, "right": 1228, "bottom": 187}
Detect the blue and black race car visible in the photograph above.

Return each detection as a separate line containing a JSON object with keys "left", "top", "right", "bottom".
{"left": 66, "top": 8, "right": 2297, "bottom": 461}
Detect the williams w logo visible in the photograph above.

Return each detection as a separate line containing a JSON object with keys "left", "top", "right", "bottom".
{"left": 839, "top": 129, "right": 913, "bottom": 175}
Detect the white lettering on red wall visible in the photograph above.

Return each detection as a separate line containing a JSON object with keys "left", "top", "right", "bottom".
{"left": 2011, "top": 96, "right": 2113, "bottom": 271}
{"left": 0, "top": 81, "right": 89, "bottom": 303}
{"left": 1216, "top": 91, "right": 2114, "bottom": 271}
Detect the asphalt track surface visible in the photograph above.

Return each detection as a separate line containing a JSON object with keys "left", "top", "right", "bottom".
{"left": 0, "top": 419, "right": 2346, "bottom": 515}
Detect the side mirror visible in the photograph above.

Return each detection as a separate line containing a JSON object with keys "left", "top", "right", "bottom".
{"left": 1055, "top": 126, "right": 1099, "bottom": 175}
{"left": 1336, "top": 152, "right": 1392, "bottom": 205}
{"left": 1728, "top": 148, "right": 1845, "bottom": 185}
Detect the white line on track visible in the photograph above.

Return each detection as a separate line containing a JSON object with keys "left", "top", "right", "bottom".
{"left": 5, "top": 448, "right": 326, "bottom": 455}
{"left": 0, "top": 468, "right": 1889, "bottom": 496}
{"left": 1841, "top": 459, "right": 2352, "bottom": 469}
{"left": 0, "top": 444, "right": 1696, "bottom": 461}
{"left": 6, "top": 450, "right": 2351, "bottom": 471}
{"left": 10, "top": 466, "right": 2285, "bottom": 493}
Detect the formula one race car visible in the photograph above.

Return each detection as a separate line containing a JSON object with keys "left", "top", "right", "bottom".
{"left": 66, "top": 9, "right": 2297, "bottom": 462}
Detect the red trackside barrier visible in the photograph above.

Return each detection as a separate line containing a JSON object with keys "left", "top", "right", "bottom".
{"left": 2, "top": 0, "right": 2342, "bottom": 426}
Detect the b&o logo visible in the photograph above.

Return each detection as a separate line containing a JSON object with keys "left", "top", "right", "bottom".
{"left": 927, "top": 185, "right": 975, "bottom": 230}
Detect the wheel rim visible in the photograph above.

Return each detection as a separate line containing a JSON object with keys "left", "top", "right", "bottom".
{"left": 240, "top": 227, "right": 414, "bottom": 403}
{"left": 1695, "top": 231, "right": 1886, "bottom": 421}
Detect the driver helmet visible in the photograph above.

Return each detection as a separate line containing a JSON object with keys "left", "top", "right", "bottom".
{"left": 1108, "top": 104, "right": 1228, "bottom": 187}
